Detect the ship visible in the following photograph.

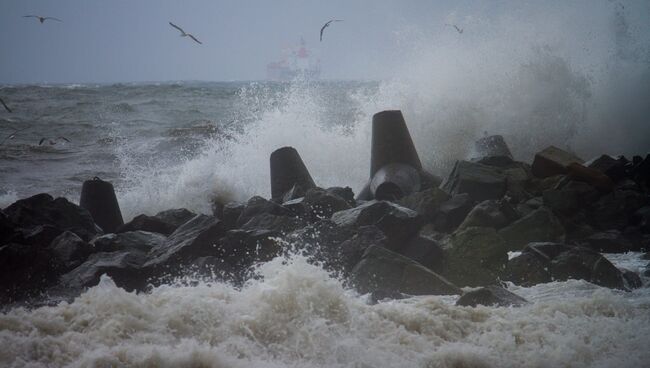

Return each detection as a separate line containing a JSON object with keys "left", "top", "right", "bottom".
{"left": 266, "top": 38, "right": 321, "bottom": 81}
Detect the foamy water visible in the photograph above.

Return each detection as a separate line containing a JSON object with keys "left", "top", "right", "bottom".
{"left": 1, "top": 255, "right": 649, "bottom": 368}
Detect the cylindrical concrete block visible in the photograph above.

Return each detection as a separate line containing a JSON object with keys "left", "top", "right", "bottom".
{"left": 474, "top": 135, "right": 513, "bottom": 159}
{"left": 270, "top": 146, "right": 316, "bottom": 200}
{"left": 370, "top": 110, "right": 422, "bottom": 177}
{"left": 370, "top": 163, "right": 421, "bottom": 200}
{"left": 80, "top": 177, "right": 124, "bottom": 233}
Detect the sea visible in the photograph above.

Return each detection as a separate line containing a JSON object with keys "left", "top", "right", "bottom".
{"left": 2, "top": 3, "right": 650, "bottom": 366}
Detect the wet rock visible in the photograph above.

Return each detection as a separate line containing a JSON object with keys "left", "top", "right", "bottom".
{"left": 154, "top": 208, "right": 197, "bottom": 229}
{"left": 3, "top": 193, "right": 100, "bottom": 241}
{"left": 334, "top": 226, "right": 388, "bottom": 274}
{"left": 303, "top": 187, "right": 352, "bottom": 220}
{"left": 621, "top": 269, "right": 642, "bottom": 289}
{"left": 49, "top": 231, "right": 92, "bottom": 270}
{"left": 433, "top": 193, "right": 474, "bottom": 232}
{"left": 240, "top": 213, "right": 307, "bottom": 234}
{"left": 61, "top": 250, "right": 149, "bottom": 291}
{"left": 221, "top": 202, "right": 245, "bottom": 229}
{"left": 579, "top": 230, "right": 638, "bottom": 253}
{"left": 566, "top": 162, "right": 614, "bottom": 193}
{"left": 442, "top": 226, "right": 509, "bottom": 287}
{"left": 282, "top": 197, "right": 306, "bottom": 216}
{"left": 550, "top": 247, "right": 626, "bottom": 290}
{"left": 15, "top": 224, "right": 63, "bottom": 246}
{"left": 589, "top": 190, "right": 649, "bottom": 230}
{"left": 397, "top": 187, "right": 450, "bottom": 222}
{"left": 117, "top": 214, "right": 176, "bottom": 236}
{"left": 331, "top": 200, "right": 421, "bottom": 243}
{"left": 457, "top": 199, "right": 520, "bottom": 231}
{"left": 351, "top": 245, "right": 460, "bottom": 296}
{"left": 456, "top": 285, "right": 528, "bottom": 307}
{"left": 587, "top": 155, "right": 628, "bottom": 182}
{"left": 504, "top": 251, "right": 552, "bottom": 286}
{"left": 145, "top": 215, "right": 225, "bottom": 270}
{"left": 441, "top": 160, "right": 507, "bottom": 202}
{"left": 236, "top": 196, "right": 293, "bottom": 227}
{"left": 531, "top": 146, "right": 584, "bottom": 178}
{"left": 0, "top": 211, "right": 19, "bottom": 245}
{"left": 516, "top": 197, "right": 543, "bottom": 217}
{"left": 632, "top": 206, "right": 650, "bottom": 233}
{"left": 0, "top": 242, "right": 62, "bottom": 303}
{"left": 498, "top": 207, "right": 565, "bottom": 251}
{"left": 397, "top": 235, "right": 444, "bottom": 273}
{"left": 91, "top": 231, "right": 166, "bottom": 253}
{"left": 326, "top": 187, "right": 356, "bottom": 207}
{"left": 214, "top": 229, "right": 282, "bottom": 278}
{"left": 542, "top": 188, "right": 581, "bottom": 215}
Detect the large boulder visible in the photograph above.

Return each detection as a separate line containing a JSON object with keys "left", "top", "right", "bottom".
{"left": 61, "top": 250, "right": 149, "bottom": 291}
{"left": 589, "top": 190, "right": 649, "bottom": 230}
{"left": 0, "top": 242, "right": 63, "bottom": 303}
{"left": 91, "top": 231, "right": 166, "bottom": 253}
{"left": 302, "top": 187, "right": 352, "bottom": 220}
{"left": 457, "top": 199, "right": 520, "bottom": 231}
{"left": 433, "top": 193, "right": 474, "bottom": 233}
{"left": 397, "top": 187, "right": 450, "bottom": 222}
{"left": 221, "top": 202, "right": 245, "bottom": 229}
{"left": 531, "top": 146, "right": 583, "bottom": 178}
{"left": 578, "top": 230, "right": 640, "bottom": 253}
{"left": 239, "top": 213, "right": 307, "bottom": 234}
{"left": 441, "top": 160, "right": 507, "bottom": 202}
{"left": 442, "top": 227, "right": 509, "bottom": 287}
{"left": 154, "top": 208, "right": 197, "bottom": 229}
{"left": 587, "top": 155, "right": 628, "bottom": 182}
{"left": 3, "top": 193, "right": 100, "bottom": 241}
{"left": 566, "top": 163, "right": 614, "bottom": 193}
{"left": 12, "top": 224, "right": 63, "bottom": 247}
{"left": 396, "top": 235, "right": 444, "bottom": 273}
{"left": 213, "top": 229, "right": 282, "bottom": 281}
{"left": 331, "top": 200, "right": 421, "bottom": 243}
{"left": 49, "top": 231, "right": 92, "bottom": 270}
{"left": 236, "top": 196, "right": 293, "bottom": 227}
{"left": 351, "top": 245, "right": 460, "bottom": 296}
{"left": 117, "top": 214, "right": 176, "bottom": 236}
{"left": 498, "top": 207, "right": 565, "bottom": 251}
{"left": 456, "top": 285, "right": 528, "bottom": 307}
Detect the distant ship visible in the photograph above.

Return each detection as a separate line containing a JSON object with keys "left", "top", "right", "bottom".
{"left": 266, "top": 38, "right": 321, "bottom": 81}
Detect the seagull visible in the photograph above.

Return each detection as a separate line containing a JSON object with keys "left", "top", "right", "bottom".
{"left": 39, "top": 136, "right": 70, "bottom": 146}
{"left": 23, "top": 15, "right": 62, "bottom": 24}
{"left": 0, "top": 97, "right": 11, "bottom": 113}
{"left": 169, "top": 22, "right": 202, "bottom": 45}
{"left": 446, "top": 23, "right": 463, "bottom": 34}
{"left": 320, "top": 19, "right": 343, "bottom": 42}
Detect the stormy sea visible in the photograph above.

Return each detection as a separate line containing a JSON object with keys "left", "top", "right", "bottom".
{"left": 2, "top": 3, "right": 650, "bottom": 368}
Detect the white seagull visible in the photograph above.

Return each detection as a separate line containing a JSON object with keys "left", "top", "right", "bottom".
{"left": 320, "top": 19, "right": 343, "bottom": 42}
{"left": 23, "top": 15, "right": 62, "bottom": 24}
{"left": 169, "top": 22, "right": 202, "bottom": 45}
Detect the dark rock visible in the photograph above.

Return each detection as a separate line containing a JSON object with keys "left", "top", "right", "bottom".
{"left": 236, "top": 196, "right": 292, "bottom": 227}
{"left": 240, "top": 213, "right": 307, "bottom": 234}
{"left": 282, "top": 197, "right": 306, "bottom": 216}
{"left": 504, "top": 251, "right": 552, "bottom": 286}
{"left": 91, "top": 231, "right": 166, "bottom": 253}
{"left": 516, "top": 197, "right": 543, "bottom": 217}
{"left": 589, "top": 190, "right": 649, "bottom": 230}
{"left": 49, "top": 231, "right": 92, "bottom": 270}
{"left": 335, "top": 226, "right": 388, "bottom": 274}
{"left": 456, "top": 285, "right": 528, "bottom": 307}
{"left": 61, "top": 250, "right": 149, "bottom": 291}
{"left": 117, "top": 214, "right": 176, "bottom": 236}
{"left": 587, "top": 155, "right": 628, "bottom": 182}
{"left": 433, "top": 193, "right": 474, "bottom": 232}
{"left": 632, "top": 206, "right": 650, "bottom": 233}
{"left": 621, "top": 269, "right": 642, "bottom": 289}
{"left": 579, "top": 230, "right": 638, "bottom": 253}
{"left": 303, "top": 187, "right": 352, "bottom": 220}
{"left": 441, "top": 160, "right": 507, "bottom": 202}
{"left": 498, "top": 207, "right": 565, "bottom": 251}
{"left": 145, "top": 215, "right": 225, "bottom": 270}
{"left": 397, "top": 235, "right": 444, "bottom": 273}
{"left": 543, "top": 188, "right": 581, "bottom": 215}
{"left": 442, "top": 226, "right": 509, "bottom": 287}
{"left": 188, "top": 256, "right": 236, "bottom": 277}
{"left": 330, "top": 200, "right": 421, "bottom": 243}
{"left": 502, "top": 165, "right": 534, "bottom": 203}
{"left": 351, "top": 245, "right": 460, "bottom": 296}
{"left": 457, "top": 199, "right": 520, "bottom": 231}
{"left": 326, "top": 187, "right": 356, "bottom": 207}
{"left": 15, "top": 224, "right": 63, "bottom": 246}
{"left": 221, "top": 202, "right": 245, "bottom": 229}
{"left": 566, "top": 162, "right": 614, "bottom": 193}
{"left": 531, "top": 146, "right": 584, "bottom": 178}
{"left": 550, "top": 247, "right": 627, "bottom": 289}
{"left": 397, "top": 187, "right": 450, "bottom": 222}
{"left": 3, "top": 193, "right": 100, "bottom": 241}
{"left": 154, "top": 208, "right": 197, "bottom": 229}
{"left": 0, "top": 211, "right": 19, "bottom": 245}
{"left": 0, "top": 242, "right": 62, "bottom": 303}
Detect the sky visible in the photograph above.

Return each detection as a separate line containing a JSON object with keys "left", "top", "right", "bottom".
{"left": 0, "top": 0, "right": 470, "bottom": 83}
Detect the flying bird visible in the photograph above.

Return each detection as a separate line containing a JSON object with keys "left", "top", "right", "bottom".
{"left": 320, "top": 19, "right": 343, "bottom": 42}
{"left": 39, "top": 136, "right": 70, "bottom": 146}
{"left": 0, "top": 97, "right": 11, "bottom": 113}
{"left": 169, "top": 22, "right": 202, "bottom": 45}
{"left": 446, "top": 24, "right": 463, "bottom": 34}
{"left": 23, "top": 15, "right": 62, "bottom": 24}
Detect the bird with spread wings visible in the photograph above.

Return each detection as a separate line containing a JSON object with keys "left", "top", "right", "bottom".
{"left": 169, "top": 22, "right": 202, "bottom": 45}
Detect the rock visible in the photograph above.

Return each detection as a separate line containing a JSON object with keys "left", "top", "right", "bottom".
{"left": 531, "top": 146, "right": 584, "bottom": 178}
{"left": 91, "top": 230, "right": 166, "bottom": 253}
{"left": 504, "top": 251, "right": 552, "bottom": 286}
{"left": 503, "top": 165, "right": 534, "bottom": 203}
{"left": 3, "top": 193, "right": 100, "bottom": 241}
{"left": 145, "top": 215, "right": 225, "bottom": 270}
{"left": 498, "top": 207, "right": 565, "bottom": 251}
{"left": 303, "top": 187, "right": 352, "bottom": 220}
{"left": 456, "top": 285, "right": 528, "bottom": 307}
{"left": 335, "top": 226, "right": 388, "bottom": 274}
{"left": 14, "top": 224, "right": 63, "bottom": 246}
{"left": 433, "top": 193, "right": 474, "bottom": 232}
{"left": 236, "top": 196, "right": 293, "bottom": 227}
{"left": 632, "top": 206, "right": 650, "bottom": 233}
{"left": 326, "top": 187, "right": 356, "bottom": 207}
{"left": 441, "top": 160, "right": 507, "bottom": 202}
{"left": 397, "top": 235, "right": 444, "bottom": 273}
{"left": 0, "top": 243, "right": 62, "bottom": 303}
{"left": 587, "top": 155, "right": 628, "bottom": 182}
{"left": 579, "top": 230, "right": 638, "bottom": 253}
{"left": 542, "top": 188, "right": 581, "bottom": 215}
{"left": 516, "top": 197, "right": 543, "bottom": 217}
{"left": 442, "top": 227, "right": 509, "bottom": 287}
{"left": 457, "top": 199, "right": 520, "bottom": 231}
{"left": 213, "top": 229, "right": 282, "bottom": 280}
{"left": 154, "top": 208, "right": 196, "bottom": 229}
{"left": 589, "top": 190, "right": 649, "bottom": 230}
{"left": 49, "top": 231, "right": 92, "bottom": 270}
{"left": 221, "top": 202, "right": 245, "bottom": 229}
{"left": 621, "top": 269, "right": 642, "bottom": 289}
{"left": 61, "top": 250, "right": 149, "bottom": 291}
{"left": 117, "top": 214, "right": 176, "bottom": 236}
{"left": 550, "top": 247, "right": 627, "bottom": 290}
{"left": 566, "top": 162, "right": 614, "bottom": 193}
{"left": 351, "top": 245, "right": 460, "bottom": 296}
{"left": 282, "top": 197, "right": 306, "bottom": 216}
{"left": 331, "top": 200, "right": 421, "bottom": 243}
{"left": 397, "top": 187, "right": 450, "bottom": 221}
{"left": 0, "top": 211, "right": 19, "bottom": 245}
{"left": 240, "top": 213, "right": 307, "bottom": 234}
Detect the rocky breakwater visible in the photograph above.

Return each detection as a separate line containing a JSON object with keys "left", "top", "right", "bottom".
{"left": 1, "top": 112, "right": 649, "bottom": 308}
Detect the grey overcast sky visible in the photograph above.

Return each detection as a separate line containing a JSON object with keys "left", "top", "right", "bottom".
{"left": 1, "top": 1, "right": 648, "bottom": 84}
